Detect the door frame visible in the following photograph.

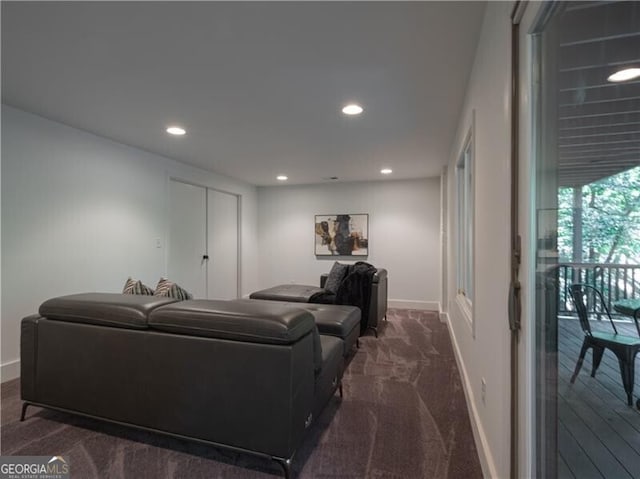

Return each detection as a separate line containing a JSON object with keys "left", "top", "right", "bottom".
{"left": 514, "top": 2, "right": 563, "bottom": 478}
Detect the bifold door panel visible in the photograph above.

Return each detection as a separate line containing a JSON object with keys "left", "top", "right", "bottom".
{"left": 168, "top": 180, "right": 239, "bottom": 300}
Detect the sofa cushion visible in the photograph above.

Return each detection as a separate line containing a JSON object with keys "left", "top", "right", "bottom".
{"left": 122, "top": 277, "right": 154, "bottom": 295}
{"left": 302, "top": 304, "right": 360, "bottom": 339}
{"left": 39, "top": 293, "right": 179, "bottom": 329}
{"left": 237, "top": 299, "right": 359, "bottom": 356}
{"left": 149, "top": 299, "right": 317, "bottom": 345}
{"left": 324, "top": 262, "right": 349, "bottom": 294}
{"left": 244, "top": 300, "right": 359, "bottom": 340}
{"left": 249, "top": 284, "right": 325, "bottom": 303}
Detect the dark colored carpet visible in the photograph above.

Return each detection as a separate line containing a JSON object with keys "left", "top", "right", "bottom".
{"left": 1, "top": 309, "right": 482, "bottom": 478}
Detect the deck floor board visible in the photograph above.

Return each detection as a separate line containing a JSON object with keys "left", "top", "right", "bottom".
{"left": 559, "top": 317, "right": 640, "bottom": 479}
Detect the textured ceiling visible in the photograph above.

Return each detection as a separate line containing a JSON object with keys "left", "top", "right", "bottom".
{"left": 556, "top": 1, "right": 640, "bottom": 187}
{"left": 2, "top": 1, "right": 486, "bottom": 186}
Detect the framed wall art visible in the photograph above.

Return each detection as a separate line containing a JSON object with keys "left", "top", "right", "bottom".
{"left": 314, "top": 214, "right": 369, "bottom": 256}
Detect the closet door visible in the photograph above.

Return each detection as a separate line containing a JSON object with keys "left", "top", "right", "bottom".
{"left": 207, "top": 189, "right": 239, "bottom": 299}
{"left": 168, "top": 180, "right": 207, "bottom": 299}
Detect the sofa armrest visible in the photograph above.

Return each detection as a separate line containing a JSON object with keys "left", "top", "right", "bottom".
{"left": 20, "top": 314, "right": 41, "bottom": 401}
{"left": 320, "top": 274, "right": 328, "bottom": 288}
{"left": 369, "top": 271, "right": 388, "bottom": 329}
{"left": 373, "top": 268, "right": 387, "bottom": 284}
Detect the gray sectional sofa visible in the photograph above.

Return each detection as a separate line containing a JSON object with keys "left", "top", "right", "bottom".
{"left": 20, "top": 293, "right": 361, "bottom": 478}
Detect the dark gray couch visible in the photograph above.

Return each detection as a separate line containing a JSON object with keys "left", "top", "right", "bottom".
{"left": 250, "top": 268, "right": 388, "bottom": 336}
{"left": 20, "top": 293, "right": 347, "bottom": 478}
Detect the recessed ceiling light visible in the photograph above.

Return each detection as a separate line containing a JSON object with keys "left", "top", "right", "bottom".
{"left": 342, "top": 104, "right": 363, "bottom": 115}
{"left": 607, "top": 68, "right": 640, "bottom": 82}
{"left": 277, "top": 175, "right": 288, "bottom": 181}
{"left": 381, "top": 168, "right": 393, "bottom": 175}
{"left": 166, "top": 126, "right": 186, "bottom": 136}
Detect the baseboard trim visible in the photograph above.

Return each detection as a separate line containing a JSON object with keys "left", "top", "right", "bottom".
{"left": 388, "top": 300, "right": 439, "bottom": 311}
{"left": 1, "top": 359, "right": 20, "bottom": 382}
{"left": 443, "top": 315, "right": 498, "bottom": 479}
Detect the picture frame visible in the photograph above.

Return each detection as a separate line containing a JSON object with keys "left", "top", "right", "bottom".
{"left": 314, "top": 214, "right": 369, "bottom": 256}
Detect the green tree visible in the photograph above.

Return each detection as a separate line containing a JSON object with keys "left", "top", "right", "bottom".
{"left": 558, "top": 166, "right": 640, "bottom": 264}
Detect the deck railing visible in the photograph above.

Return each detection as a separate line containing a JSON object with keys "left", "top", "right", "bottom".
{"left": 558, "top": 262, "right": 640, "bottom": 318}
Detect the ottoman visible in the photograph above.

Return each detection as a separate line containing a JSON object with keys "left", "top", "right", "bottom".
{"left": 237, "top": 299, "right": 361, "bottom": 356}
{"left": 249, "top": 284, "right": 324, "bottom": 303}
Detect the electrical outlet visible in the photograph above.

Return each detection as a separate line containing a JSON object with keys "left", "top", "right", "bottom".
{"left": 481, "top": 378, "right": 486, "bottom": 404}
{"left": 155, "top": 238, "right": 162, "bottom": 249}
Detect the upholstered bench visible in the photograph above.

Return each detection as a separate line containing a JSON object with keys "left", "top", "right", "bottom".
{"left": 237, "top": 299, "right": 360, "bottom": 356}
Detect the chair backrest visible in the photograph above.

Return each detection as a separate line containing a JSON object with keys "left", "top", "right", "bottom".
{"left": 568, "top": 283, "right": 617, "bottom": 335}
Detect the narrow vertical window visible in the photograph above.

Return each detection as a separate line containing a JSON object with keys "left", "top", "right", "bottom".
{"left": 457, "top": 129, "right": 474, "bottom": 306}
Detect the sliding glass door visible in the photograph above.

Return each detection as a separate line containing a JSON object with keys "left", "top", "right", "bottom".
{"left": 531, "top": 2, "right": 640, "bottom": 477}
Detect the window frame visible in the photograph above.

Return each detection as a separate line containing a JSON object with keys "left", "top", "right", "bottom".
{"left": 455, "top": 118, "right": 475, "bottom": 327}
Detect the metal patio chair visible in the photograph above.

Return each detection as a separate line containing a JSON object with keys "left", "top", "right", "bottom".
{"left": 568, "top": 283, "right": 640, "bottom": 406}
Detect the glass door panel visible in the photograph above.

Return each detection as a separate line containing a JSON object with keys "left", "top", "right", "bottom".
{"left": 534, "top": 2, "right": 640, "bottom": 478}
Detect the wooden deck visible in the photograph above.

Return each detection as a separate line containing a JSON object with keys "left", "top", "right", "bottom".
{"left": 558, "top": 317, "right": 640, "bottom": 479}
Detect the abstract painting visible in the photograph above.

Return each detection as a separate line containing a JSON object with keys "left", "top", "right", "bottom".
{"left": 314, "top": 214, "right": 369, "bottom": 256}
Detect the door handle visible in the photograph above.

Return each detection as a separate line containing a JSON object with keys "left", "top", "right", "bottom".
{"left": 508, "top": 279, "right": 521, "bottom": 332}
{"left": 202, "top": 254, "right": 209, "bottom": 261}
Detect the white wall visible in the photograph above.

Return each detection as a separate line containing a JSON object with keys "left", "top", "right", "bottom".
{"left": 0, "top": 105, "right": 3, "bottom": 384}
{"left": 1, "top": 105, "right": 259, "bottom": 380}
{"left": 444, "top": 3, "right": 512, "bottom": 478}
{"left": 257, "top": 178, "right": 440, "bottom": 309}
